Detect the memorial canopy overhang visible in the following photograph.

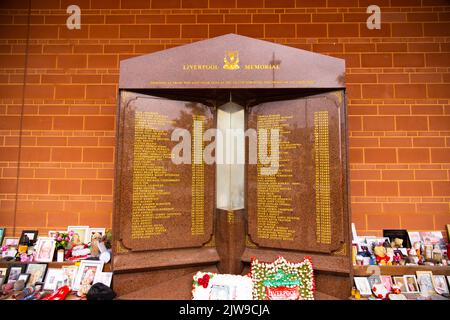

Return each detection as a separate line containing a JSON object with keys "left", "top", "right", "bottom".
{"left": 119, "top": 33, "right": 345, "bottom": 90}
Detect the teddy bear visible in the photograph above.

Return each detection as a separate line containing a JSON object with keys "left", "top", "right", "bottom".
{"left": 374, "top": 245, "right": 390, "bottom": 265}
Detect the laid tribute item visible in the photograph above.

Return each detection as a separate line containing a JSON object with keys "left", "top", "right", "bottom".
{"left": 192, "top": 272, "right": 253, "bottom": 300}
{"left": 250, "top": 256, "right": 314, "bottom": 300}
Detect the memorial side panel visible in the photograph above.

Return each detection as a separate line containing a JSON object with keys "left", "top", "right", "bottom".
{"left": 247, "top": 93, "right": 345, "bottom": 252}
{"left": 119, "top": 96, "right": 214, "bottom": 251}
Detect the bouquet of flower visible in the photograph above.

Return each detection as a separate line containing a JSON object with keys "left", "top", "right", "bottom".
{"left": 53, "top": 231, "right": 73, "bottom": 250}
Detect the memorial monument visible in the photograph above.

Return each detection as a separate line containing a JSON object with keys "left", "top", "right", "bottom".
{"left": 113, "top": 34, "right": 351, "bottom": 299}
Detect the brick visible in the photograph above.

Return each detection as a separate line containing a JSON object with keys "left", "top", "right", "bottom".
{"left": 83, "top": 147, "right": 114, "bottom": 162}
{"left": 345, "top": 43, "right": 375, "bottom": 52}
{"left": 424, "top": 23, "right": 450, "bottom": 36}
{"left": 428, "top": 84, "right": 450, "bottom": 98}
{"left": 18, "top": 179, "right": 48, "bottom": 194}
{"left": 362, "top": 85, "right": 394, "bottom": 99}
{"left": 151, "top": 25, "right": 180, "bottom": 38}
{"left": 84, "top": 116, "right": 115, "bottom": 130}
{"left": 415, "top": 170, "right": 447, "bottom": 180}
{"left": 413, "top": 137, "right": 445, "bottom": 147}
{"left": 209, "top": 0, "right": 236, "bottom": 8}
{"left": 417, "top": 203, "right": 449, "bottom": 214}
{"left": 401, "top": 214, "right": 434, "bottom": 230}
{"left": 34, "top": 168, "right": 65, "bottom": 178}
{"left": 410, "top": 73, "right": 441, "bottom": 83}
{"left": 363, "top": 116, "right": 395, "bottom": 131}
{"left": 350, "top": 137, "right": 378, "bottom": 147}
{"left": 398, "top": 148, "right": 430, "bottom": 163}
{"left": 352, "top": 203, "right": 381, "bottom": 214}
{"left": 431, "top": 148, "right": 450, "bottom": 163}
{"left": 426, "top": 53, "right": 450, "bottom": 67}
{"left": 209, "top": 24, "right": 236, "bottom": 37}
{"left": 408, "top": 42, "right": 439, "bottom": 52}
{"left": 429, "top": 116, "right": 450, "bottom": 131}
{"left": 280, "top": 14, "right": 310, "bottom": 23}
{"left": 0, "top": 179, "right": 17, "bottom": 193}
{"left": 351, "top": 181, "right": 364, "bottom": 196}
{"left": 52, "top": 147, "right": 82, "bottom": 162}
{"left": 365, "top": 149, "right": 397, "bottom": 163}
{"left": 88, "top": 55, "right": 118, "bottom": 68}
{"left": 407, "top": 12, "right": 438, "bottom": 22}
{"left": 22, "top": 116, "right": 53, "bottom": 130}
{"left": 237, "top": 0, "right": 263, "bottom": 7}
{"left": 265, "top": 0, "right": 295, "bottom": 7}
{"left": 361, "top": 54, "right": 392, "bottom": 67}
{"left": 82, "top": 179, "right": 113, "bottom": 195}
{"left": 15, "top": 211, "right": 47, "bottom": 228}
{"left": 28, "top": 55, "right": 56, "bottom": 68}
{"left": 53, "top": 116, "right": 84, "bottom": 130}
{"left": 36, "top": 137, "right": 67, "bottom": 146}
{"left": 379, "top": 105, "right": 410, "bottom": 115}
{"left": 197, "top": 14, "right": 224, "bottom": 23}
{"left": 396, "top": 116, "right": 428, "bottom": 131}
{"left": 376, "top": 43, "right": 406, "bottom": 53}
{"left": 86, "top": 85, "right": 116, "bottom": 99}
{"left": 59, "top": 26, "right": 89, "bottom": 39}
{"left": 237, "top": 24, "right": 264, "bottom": 38}
{"left": 328, "top": 23, "right": 359, "bottom": 37}
{"left": 359, "top": 24, "right": 391, "bottom": 38}
{"left": 399, "top": 181, "right": 432, "bottom": 196}
{"left": 297, "top": 24, "right": 327, "bottom": 38}
{"left": 348, "top": 116, "right": 362, "bottom": 131}
{"left": 55, "top": 85, "right": 85, "bottom": 99}
{"left": 384, "top": 203, "right": 415, "bottom": 214}
{"left": 349, "top": 148, "right": 363, "bottom": 163}
{"left": 50, "top": 180, "right": 81, "bottom": 194}
{"left": 0, "top": 116, "right": 20, "bottom": 130}
{"left": 351, "top": 169, "right": 380, "bottom": 180}
{"left": 120, "top": 25, "right": 149, "bottom": 38}
{"left": 366, "top": 181, "right": 398, "bottom": 196}
{"left": 433, "top": 181, "right": 450, "bottom": 196}
{"left": 265, "top": 24, "right": 295, "bottom": 38}
{"left": 393, "top": 54, "right": 424, "bottom": 67}
{"left": 380, "top": 137, "right": 412, "bottom": 147}
{"left": 120, "top": 0, "right": 150, "bottom": 8}
{"left": 57, "top": 55, "right": 86, "bottom": 68}
{"left": 47, "top": 211, "right": 79, "bottom": 227}
{"left": 29, "top": 25, "right": 58, "bottom": 39}
{"left": 26, "top": 85, "right": 54, "bottom": 99}
{"left": 392, "top": 23, "right": 423, "bottom": 37}
{"left": 89, "top": 25, "right": 119, "bottom": 39}
{"left": 312, "top": 13, "right": 342, "bottom": 22}
{"left": 181, "top": 25, "right": 208, "bottom": 38}
{"left": 79, "top": 209, "right": 112, "bottom": 227}
{"left": 382, "top": 170, "right": 414, "bottom": 180}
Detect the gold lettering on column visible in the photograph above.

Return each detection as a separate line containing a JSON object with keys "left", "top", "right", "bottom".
{"left": 256, "top": 114, "right": 300, "bottom": 241}
{"left": 191, "top": 115, "right": 205, "bottom": 235}
{"left": 131, "top": 112, "right": 181, "bottom": 239}
{"left": 314, "top": 111, "right": 331, "bottom": 244}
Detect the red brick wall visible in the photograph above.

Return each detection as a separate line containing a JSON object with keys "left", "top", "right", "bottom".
{"left": 0, "top": 0, "right": 449, "bottom": 238}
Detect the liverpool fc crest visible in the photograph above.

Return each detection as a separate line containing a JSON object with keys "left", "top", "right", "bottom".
{"left": 223, "top": 51, "right": 240, "bottom": 70}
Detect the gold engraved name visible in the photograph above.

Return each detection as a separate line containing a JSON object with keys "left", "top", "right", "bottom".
{"left": 183, "top": 64, "right": 219, "bottom": 70}
{"left": 244, "top": 64, "right": 280, "bottom": 70}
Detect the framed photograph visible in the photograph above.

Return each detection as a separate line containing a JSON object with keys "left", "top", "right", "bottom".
{"left": 34, "top": 237, "right": 56, "bottom": 263}
{"left": 0, "top": 275, "right": 5, "bottom": 286}
{"left": 67, "top": 226, "right": 90, "bottom": 244}
{"left": 380, "top": 276, "right": 393, "bottom": 292}
{"left": 419, "top": 231, "right": 444, "bottom": 246}
{"left": 93, "top": 272, "right": 113, "bottom": 287}
{"left": 3, "top": 237, "right": 19, "bottom": 247}
{"left": 2, "top": 248, "right": 17, "bottom": 258}
{"left": 43, "top": 268, "right": 64, "bottom": 291}
{"left": 366, "top": 237, "right": 390, "bottom": 254}
{"left": 368, "top": 275, "right": 382, "bottom": 288}
{"left": 432, "top": 275, "right": 449, "bottom": 295}
{"left": 393, "top": 276, "right": 407, "bottom": 292}
{"left": 354, "top": 277, "right": 372, "bottom": 296}
{"left": 19, "top": 230, "right": 38, "bottom": 245}
{"left": 416, "top": 271, "right": 435, "bottom": 295}
{"left": 25, "top": 263, "right": 48, "bottom": 286}
{"left": 62, "top": 265, "right": 79, "bottom": 289}
{"left": 0, "top": 227, "right": 5, "bottom": 246}
{"left": 383, "top": 229, "right": 411, "bottom": 248}
{"left": 18, "top": 273, "right": 30, "bottom": 285}
{"left": 0, "top": 267, "right": 8, "bottom": 277}
{"left": 7, "top": 265, "right": 25, "bottom": 283}
{"left": 72, "top": 260, "right": 104, "bottom": 291}
{"left": 408, "top": 231, "right": 422, "bottom": 245}
{"left": 404, "top": 275, "right": 420, "bottom": 293}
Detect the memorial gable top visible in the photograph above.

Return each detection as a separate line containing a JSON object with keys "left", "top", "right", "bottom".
{"left": 119, "top": 34, "right": 345, "bottom": 90}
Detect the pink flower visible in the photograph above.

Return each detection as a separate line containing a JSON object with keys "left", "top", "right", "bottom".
{"left": 65, "top": 237, "right": 70, "bottom": 241}
{"left": 69, "top": 231, "right": 74, "bottom": 236}
{"left": 57, "top": 237, "right": 62, "bottom": 241}
{"left": 1, "top": 245, "right": 7, "bottom": 252}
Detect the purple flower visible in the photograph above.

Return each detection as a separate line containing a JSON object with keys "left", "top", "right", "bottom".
{"left": 65, "top": 237, "right": 70, "bottom": 241}
{"left": 57, "top": 236, "right": 62, "bottom": 241}
{"left": 1, "top": 245, "right": 7, "bottom": 252}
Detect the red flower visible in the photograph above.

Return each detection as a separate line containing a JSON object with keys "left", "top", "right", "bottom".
{"left": 198, "top": 274, "right": 210, "bottom": 288}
